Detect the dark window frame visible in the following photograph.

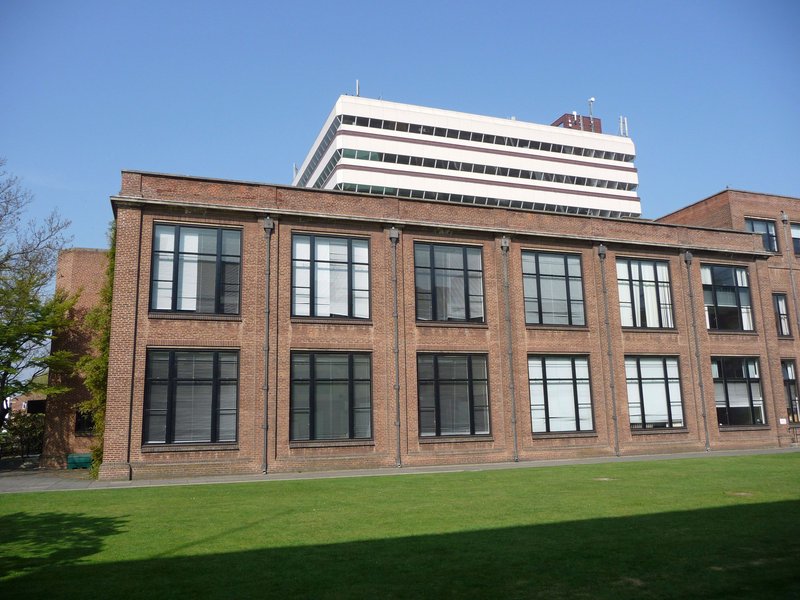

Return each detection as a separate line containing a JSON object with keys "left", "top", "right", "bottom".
{"left": 616, "top": 257, "right": 675, "bottom": 329}
{"left": 143, "top": 349, "right": 239, "bottom": 445}
{"left": 744, "top": 217, "right": 778, "bottom": 252}
{"left": 625, "top": 356, "right": 684, "bottom": 429}
{"left": 417, "top": 353, "right": 491, "bottom": 437}
{"left": 528, "top": 355, "right": 594, "bottom": 433}
{"left": 701, "top": 264, "right": 754, "bottom": 331}
{"left": 773, "top": 293, "right": 791, "bottom": 337}
{"left": 791, "top": 223, "right": 800, "bottom": 256}
{"left": 414, "top": 242, "right": 485, "bottom": 323}
{"left": 782, "top": 359, "right": 799, "bottom": 423}
{"left": 75, "top": 411, "right": 95, "bottom": 436}
{"left": 711, "top": 356, "right": 766, "bottom": 427}
{"left": 291, "top": 233, "right": 371, "bottom": 319}
{"left": 289, "top": 352, "right": 372, "bottom": 441}
{"left": 149, "top": 224, "right": 242, "bottom": 315}
{"left": 521, "top": 250, "right": 585, "bottom": 326}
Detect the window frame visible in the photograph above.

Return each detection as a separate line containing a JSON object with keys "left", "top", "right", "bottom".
{"left": 149, "top": 223, "right": 242, "bottom": 315}
{"left": 782, "top": 359, "right": 799, "bottom": 424}
{"left": 417, "top": 353, "right": 491, "bottom": 437}
{"left": 711, "top": 356, "right": 766, "bottom": 427}
{"left": 143, "top": 349, "right": 239, "bottom": 445}
{"left": 521, "top": 250, "right": 586, "bottom": 327}
{"left": 289, "top": 351, "right": 373, "bottom": 442}
{"left": 791, "top": 223, "right": 800, "bottom": 256}
{"left": 624, "top": 356, "right": 684, "bottom": 429}
{"left": 744, "top": 217, "right": 778, "bottom": 252}
{"left": 616, "top": 257, "right": 675, "bottom": 329}
{"left": 75, "top": 411, "right": 95, "bottom": 436}
{"left": 528, "top": 355, "right": 594, "bottom": 433}
{"left": 701, "top": 264, "right": 754, "bottom": 332}
{"left": 414, "top": 242, "right": 485, "bottom": 323}
{"left": 773, "top": 293, "right": 791, "bottom": 337}
{"left": 291, "top": 233, "right": 371, "bottom": 320}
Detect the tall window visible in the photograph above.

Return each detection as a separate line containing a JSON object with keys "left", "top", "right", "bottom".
{"left": 616, "top": 258, "right": 674, "bottom": 328}
{"left": 528, "top": 356, "right": 593, "bottom": 433}
{"left": 144, "top": 350, "right": 238, "bottom": 444}
{"left": 782, "top": 360, "right": 799, "bottom": 423}
{"left": 744, "top": 218, "right": 777, "bottom": 252}
{"left": 791, "top": 224, "right": 800, "bottom": 255}
{"left": 712, "top": 357, "right": 765, "bottom": 426}
{"left": 415, "top": 243, "right": 484, "bottom": 322}
{"left": 773, "top": 294, "right": 791, "bottom": 337}
{"left": 292, "top": 235, "right": 369, "bottom": 318}
{"left": 290, "top": 353, "right": 371, "bottom": 441}
{"left": 522, "top": 251, "right": 585, "bottom": 326}
{"left": 150, "top": 225, "right": 241, "bottom": 314}
{"left": 701, "top": 265, "right": 754, "bottom": 331}
{"left": 625, "top": 357, "right": 684, "bottom": 429}
{"left": 418, "top": 354, "right": 490, "bottom": 436}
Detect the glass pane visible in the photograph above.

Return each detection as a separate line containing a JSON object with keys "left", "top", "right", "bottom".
{"left": 314, "top": 381, "right": 349, "bottom": 439}
{"left": 414, "top": 244, "right": 430, "bottom": 268}
{"left": 438, "top": 382, "right": 471, "bottom": 435}
{"left": 293, "top": 236, "right": 311, "bottom": 260}
{"left": 218, "top": 412, "right": 236, "bottom": 442}
{"left": 154, "top": 225, "right": 175, "bottom": 252}
{"left": 181, "top": 228, "right": 217, "bottom": 254}
{"left": 176, "top": 353, "right": 213, "bottom": 379}
{"left": 174, "top": 383, "right": 213, "bottom": 442}
{"left": 219, "top": 383, "right": 237, "bottom": 410}
{"left": 148, "top": 352, "right": 170, "bottom": 379}
{"left": 437, "top": 356, "right": 469, "bottom": 380}
{"left": 352, "top": 239, "right": 369, "bottom": 264}
{"left": 315, "top": 354, "right": 349, "bottom": 379}
{"left": 434, "top": 246, "right": 464, "bottom": 270}
{"left": 221, "top": 230, "right": 241, "bottom": 256}
{"left": 346, "top": 356, "right": 368, "bottom": 381}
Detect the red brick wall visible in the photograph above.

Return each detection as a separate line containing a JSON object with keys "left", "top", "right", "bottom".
{"left": 41, "top": 248, "right": 108, "bottom": 467}
{"left": 98, "top": 173, "right": 797, "bottom": 479}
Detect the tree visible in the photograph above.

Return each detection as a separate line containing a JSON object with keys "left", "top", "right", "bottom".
{"left": 78, "top": 222, "right": 115, "bottom": 476}
{"left": 0, "top": 158, "right": 76, "bottom": 430}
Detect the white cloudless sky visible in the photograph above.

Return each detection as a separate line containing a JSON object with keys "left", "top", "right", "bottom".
{"left": 2, "top": 0, "right": 798, "bottom": 249}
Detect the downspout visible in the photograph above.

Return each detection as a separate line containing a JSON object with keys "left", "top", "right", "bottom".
{"left": 597, "top": 244, "right": 620, "bottom": 457}
{"left": 683, "top": 250, "right": 711, "bottom": 451}
{"left": 780, "top": 212, "right": 800, "bottom": 332}
{"left": 262, "top": 216, "right": 274, "bottom": 474}
{"left": 500, "top": 236, "right": 520, "bottom": 462}
{"left": 388, "top": 227, "right": 402, "bottom": 467}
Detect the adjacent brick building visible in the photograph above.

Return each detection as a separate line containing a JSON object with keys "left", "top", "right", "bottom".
{"left": 98, "top": 172, "right": 799, "bottom": 480}
{"left": 41, "top": 248, "right": 108, "bottom": 467}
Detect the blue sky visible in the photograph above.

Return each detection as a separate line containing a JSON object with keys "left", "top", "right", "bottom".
{"left": 2, "top": 0, "right": 798, "bottom": 249}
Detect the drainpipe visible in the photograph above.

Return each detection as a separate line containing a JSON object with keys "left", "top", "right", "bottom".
{"left": 683, "top": 250, "right": 711, "bottom": 451}
{"left": 262, "top": 216, "right": 274, "bottom": 473}
{"left": 500, "top": 236, "right": 520, "bottom": 462}
{"left": 388, "top": 227, "right": 402, "bottom": 467}
{"left": 780, "top": 212, "right": 800, "bottom": 332}
{"left": 597, "top": 244, "right": 620, "bottom": 457}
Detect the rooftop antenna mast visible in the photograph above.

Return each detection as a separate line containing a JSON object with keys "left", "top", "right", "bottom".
{"left": 588, "top": 97, "right": 596, "bottom": 133}
{"left": 618, "top": 116, "right": 629, "bottom": 137}
{"left": 356, "top": 79, "right": 360, "bottom": 97}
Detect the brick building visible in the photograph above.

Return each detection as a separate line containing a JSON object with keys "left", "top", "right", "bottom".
{"left": 97, "top": 172, "right": 799, "bottom": 480}
{"left": 41, "top": 248, "right": 108, "bottom": 467}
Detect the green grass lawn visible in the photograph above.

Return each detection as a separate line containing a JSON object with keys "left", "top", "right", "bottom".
{"left": 1, "top": 454, "right": 799, "bottom": 599}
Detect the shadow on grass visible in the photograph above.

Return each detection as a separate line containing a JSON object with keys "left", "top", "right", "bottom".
{"left": 0, "top": 511, "right": 127, "bottom": 580}
{"left": 3, "top": 501, "right": 799, "bottom": 599}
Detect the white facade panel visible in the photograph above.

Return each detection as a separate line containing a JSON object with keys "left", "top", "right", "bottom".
{"left": 294, "top": 95, "right": 641, "bottom": 217}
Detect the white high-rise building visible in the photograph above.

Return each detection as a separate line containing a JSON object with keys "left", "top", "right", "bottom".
{"left": 293, "top": 95, "right": 640, "bottom": 218}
